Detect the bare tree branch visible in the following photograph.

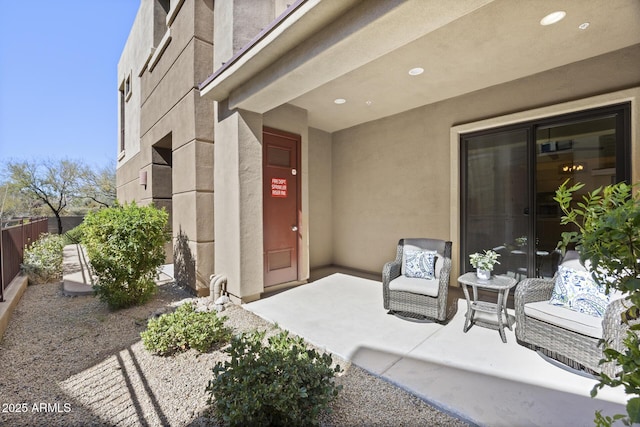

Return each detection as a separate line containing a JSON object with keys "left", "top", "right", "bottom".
{"left": 6, "top": 159, "right": 86, "bottom": 234}
{"left": 2, "top": 159, "right": 116, "bottom": 231}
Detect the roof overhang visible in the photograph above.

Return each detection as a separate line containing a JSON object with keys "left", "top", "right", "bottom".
{"left": 201, "top": 0, "right": 640, "bottom": 133}
{"left": 199, "top": 0, "right": 358, "bottom": 102}
{"left": 200, "top": 0, "right": 494, "bottom": 108}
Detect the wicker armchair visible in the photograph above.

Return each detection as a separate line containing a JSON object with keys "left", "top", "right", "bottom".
{"left": 515, "top": 276, "right": 635, "bottom": 376}
{"left": 382, "top": 238, "right": 456, "bottom": 323}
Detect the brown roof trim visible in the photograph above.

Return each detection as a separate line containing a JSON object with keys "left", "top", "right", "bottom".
{"left": 198, "top": 0, "right": 308, "bottom": 91}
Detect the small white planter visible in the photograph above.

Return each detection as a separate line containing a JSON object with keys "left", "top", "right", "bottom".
{"left": 476, "top": 269, "right": 491, "bottom": 280}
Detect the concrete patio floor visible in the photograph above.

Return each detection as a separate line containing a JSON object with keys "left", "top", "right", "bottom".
{"left": 244, "top": 271, "right": 628, "bottom": 427}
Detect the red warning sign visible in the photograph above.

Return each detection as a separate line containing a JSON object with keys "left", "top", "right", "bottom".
{"left": 271, "top": 178, "right": 287, "bottom": 198}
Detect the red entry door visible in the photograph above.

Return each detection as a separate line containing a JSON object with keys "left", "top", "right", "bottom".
{"left": 263, "top": 128, "right": 300, "bottom": 287}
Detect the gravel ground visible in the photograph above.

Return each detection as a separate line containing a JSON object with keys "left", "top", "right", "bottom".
{"left": 0, "top": 279, "right": 468, "bottom": 426}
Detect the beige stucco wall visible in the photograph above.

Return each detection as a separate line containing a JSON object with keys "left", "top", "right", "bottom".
{"left": 330, "top": 44, "right": 640, "bottom": 277}
{"left": 214, "top": 103, "right": 312, "bottom": 302}
{"left": 213, "top": 0, "right": 276, "bottom": 69}
{"left": 120, "top": 2, "right": 638, "bottom": 302}
{"left": 116, "top": 152, "right": 142, "bottom": 203}
{"left": 332, "top": 107, "right": 449, "bottom": 271}
{"left": 211, "top": 0, "right": 273, "bottom": 302}
{"left": 117, "top": 0, "right": 153, "bottom": 169}
{"left": 211, "top": 2, "right": 314, "bottom": 301}
{"left": 214, "top": 104, "right": 264, "bottom": 302}
{"left": 308, "top": 127, "right": 332, "bottom": 268}
{"left": 117, "top": 0, "right": 215, "bottom": 295}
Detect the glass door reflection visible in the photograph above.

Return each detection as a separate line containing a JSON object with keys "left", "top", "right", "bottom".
{"left": 535, "top": 115, "right": 618, "bottom": 278}
{"left": 463, "top": 128, "right": 530, "bottom": 278}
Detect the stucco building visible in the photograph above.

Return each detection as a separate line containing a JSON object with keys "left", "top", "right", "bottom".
{"left": 117, "top": 0, "right": 640, "bottom": 302}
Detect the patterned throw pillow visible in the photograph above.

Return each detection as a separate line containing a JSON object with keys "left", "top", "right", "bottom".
{"left": 403, "top": 249, "right": 437, "bottom": 279}
{"left": 549, "top": 265, "right": 609, "bottom": 317}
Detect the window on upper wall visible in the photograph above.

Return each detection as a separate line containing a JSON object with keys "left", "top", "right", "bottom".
{"left": 154, "top": 0, "right": 170, "bottom": 47}
{"left": 124, "top": 74, "right": 131, "bottom": 100}
{"left": 119, "top": 83, "right": 126, "bottom": 153}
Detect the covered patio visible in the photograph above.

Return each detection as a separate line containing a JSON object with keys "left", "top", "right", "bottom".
{"left": 197, "top": 2, "right": 639, "bottom": 421}
{"left": 200, "top": 0, "right": 640, "bottom": 302}
{"left": 245, "top": 270, "right": 627, "bottom": 426}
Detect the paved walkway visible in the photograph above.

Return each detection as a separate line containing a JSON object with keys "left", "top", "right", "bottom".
{"left": 245, "top": 272, "right": 628, "bottom": 427}
{"left": 62, "top": 244, "right": 94, "bottom": 296}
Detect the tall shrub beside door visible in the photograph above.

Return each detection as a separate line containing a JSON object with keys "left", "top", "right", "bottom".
{"left": 82, "top": 202, "right": 169, "bottom": 309}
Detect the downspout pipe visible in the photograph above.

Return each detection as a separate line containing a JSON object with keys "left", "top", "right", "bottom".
{"left": 209, "top": 274, "right": 227, "bottom": 302}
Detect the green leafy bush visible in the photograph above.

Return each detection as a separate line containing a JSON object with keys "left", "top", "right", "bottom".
{"left": 141, "top": 303, "right": 230, "bottom": 356}
{"left": 594, "top": 332, "right": 640, "bottom": 426}
{"left": 21, "top": 233, "right": 66, "bottom": 284}
{"left": 82, "top": 202, "right": 169, "bottom": 309}
{"left": 555, "top": 180, "right": 640, "bottom": 426}
{"left": 63, "top": 223, "right": 85, "bottom": 245}
{"left": 206, "top": 330, "right": 342, "bottom": 426}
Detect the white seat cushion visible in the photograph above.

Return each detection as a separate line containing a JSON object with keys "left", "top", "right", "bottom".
{"left": 389, "top": 275, "right": 439, "bottom": 297}
{"left": 524, "top": 301, "right": 602, "bottom": 339}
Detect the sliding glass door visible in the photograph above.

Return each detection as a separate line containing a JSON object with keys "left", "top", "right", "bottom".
{"left": 461, "top": 103, "right": 630, "bottom": 280}
{"left": 462, "top": 128, "right": 531, "bottom": 278}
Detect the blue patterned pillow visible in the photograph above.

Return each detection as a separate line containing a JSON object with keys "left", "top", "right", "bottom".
{"left": 549, "top": 265, "right": 609, "bottom": 317}
{"left": 403, "top": 250, "right": 437, "bottom": 279}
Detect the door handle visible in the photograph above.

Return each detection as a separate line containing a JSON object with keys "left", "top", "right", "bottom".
{"left": 291, "top": 225, "right": 298, "bottom": 232}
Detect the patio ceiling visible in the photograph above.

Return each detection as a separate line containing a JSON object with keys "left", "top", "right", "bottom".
{"left": 201, "top": 0, "right": 640, "bottom": 133}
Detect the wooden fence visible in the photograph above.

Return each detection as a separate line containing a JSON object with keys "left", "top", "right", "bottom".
{"left": 0, "top": 218, "right": 49, "bottom": 302}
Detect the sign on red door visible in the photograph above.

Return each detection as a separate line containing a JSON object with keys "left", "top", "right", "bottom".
{"left": 271, "top": 178, "right": 287, "bottom": 198}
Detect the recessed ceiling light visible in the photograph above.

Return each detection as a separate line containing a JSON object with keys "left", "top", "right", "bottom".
{"left": 578, "top": 22, "right": 590, "bottom": 30}
{"left": 540, "top": 11, "right": 566, "bottom": 26}
{"left": 365, "top": 100, "right": 373, "bottom": 106}
{"left": 408, "top": 67, "right": 424, "bottom": 76}
{"left": 334, "top": 98, "right": 346, "bottom": 104}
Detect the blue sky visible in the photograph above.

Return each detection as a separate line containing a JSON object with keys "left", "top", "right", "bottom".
{"left": 0, "top": 1, "right": 140, "bottom": 169}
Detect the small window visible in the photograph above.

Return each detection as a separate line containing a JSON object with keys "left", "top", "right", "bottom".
{"left": 267, "top": 146, "right": 291, "bottom": 167}
{"left": 159, "top": 0, "right": 170, "bottom": 14}
{"left": 154, "top": 0, "right": 170, "bottom": 46}
{"left": 124, "top": 73, "right": 132, "bottom": 101}
{"left": 119, "top": 82, "right": 126, "bottom": 153}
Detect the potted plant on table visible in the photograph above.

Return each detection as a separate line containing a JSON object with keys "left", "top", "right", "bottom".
{"left": 469, "top": 249, "right": 500, "bottom": 280}
{"left": 554, "top": 179, "right": 640, "bottom": 426}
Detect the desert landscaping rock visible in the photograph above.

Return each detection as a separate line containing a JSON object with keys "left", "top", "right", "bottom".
{"left": 0, "top": 281, "right": 468, "bottom": 426}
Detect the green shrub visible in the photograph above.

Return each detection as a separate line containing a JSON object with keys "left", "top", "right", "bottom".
{"left": 21, "top": 234, "right": 65, "bottom": 284}
{"left": 206, "top": 330, "right": 342, "bottom": 426}
{"left": 141, "top": 303, "right": 230, "bottom": 356}
{"left": 82, "top": 202, "right": 169, "bottom": 309}
{"left": 555, "top": 180, "right": 640, "bottom": 426}
{"left": 63, "top": 223, "right": 85, "bottom": 245}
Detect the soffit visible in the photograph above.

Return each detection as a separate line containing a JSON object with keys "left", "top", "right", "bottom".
{"left": 200, "top": 0, "right": 361, "bottom": 100}
{"left": 205, "top": 0, "right": 640, "bottom": 133}
{"left": 289, "top": 0, "right": 640, "bottom": 132}
{"left": 202, "top": 0, "right": 495, "bottom": 108}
